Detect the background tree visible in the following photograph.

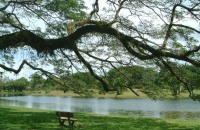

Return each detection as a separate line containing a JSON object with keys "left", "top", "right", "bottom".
{"left": 157, "top": 68, "right": 182, "bottom": 96}
{"left": 0, "top": 0, "right": 199, "bottom": 99}
{"left": 181, "top": 65, "right": 200, "bottom": 90}
{"left": 3, "top": 77, "right": 28, "bottom": 92}
{"left": 0, "top": 81, "right": 4, "bottom": 92}
{"left": 14, "top": 77, "right": 29, "bottom": 92}
{"left": 62, "top": 72, "right": 99, "bottom": 95}
{"left": 106, "top": 66, "right": 158, "bottom": 96}
{"left": 29, "top": 73, "right": 45, "bottom": 91}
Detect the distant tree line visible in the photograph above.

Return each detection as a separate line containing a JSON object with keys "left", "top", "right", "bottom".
{"left": 0, "top": 77, "right": 28, "bottom": 92}
{"left": 0, "top": 65, "right": 199, "bottom": 97}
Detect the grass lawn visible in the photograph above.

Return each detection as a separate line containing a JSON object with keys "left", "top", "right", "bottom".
{"left": 0, "top": 105, "right": 200, "bottom": 130}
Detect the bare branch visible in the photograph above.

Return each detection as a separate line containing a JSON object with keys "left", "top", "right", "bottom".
{"left": 60, "top": 49, "right": 80, "bottom": 72}
{"left": 171, "top": 24, "right": 200, "bottom": 34}
{"left": 89, "top": 0, "right": 99, "bottom": 19}
{"left": 161, "top": 3, "right": 180, "bottom": 49}
{"left": 0, "top": 60, "right": 51, "bottom": 75}
{"left": 73, "top": 46, "right": 110, "bottom": 92}
{"left": 109, "top": 0, "right": 127, "bottom": 25}
{"left": 0, "top": 59, "right": 72, "bottom": 90}
{"left": 179, "top": 4, "right": 200, "bottom": 20}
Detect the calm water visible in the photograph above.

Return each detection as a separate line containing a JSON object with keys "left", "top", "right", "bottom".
{"left": 0, "top": 96, "right": 200, "bottom": 120}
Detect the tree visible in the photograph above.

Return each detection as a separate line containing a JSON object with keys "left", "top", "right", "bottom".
{"left": 106, "top": 66, "right": 158, "bottom": 96}
{"left": 63, "top": 72, "right": 99, "bottom": 95}
{"left": 29, "top": 72, "right": 45, "bottom": 91}
{"left": 15, "top": 77, "right": 29, "bottom": 92}
{"left": 0, "top": 81, "right": 4, "bottom": 92}
{"left": 157, "top": 67, "right": 182, "bottom": 96}
{"left": 180, "top": 65, "right": 200, "bottom": 90}
{"left": 0, "top": 0, "right": 200, "bottom": 99}
{"left": 3, "top": 77, "right": 28, "bottom": 92}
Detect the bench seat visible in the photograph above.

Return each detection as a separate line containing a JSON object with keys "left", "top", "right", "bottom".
{"left": 56, "top": 111, "right": 78, "bottom": 130}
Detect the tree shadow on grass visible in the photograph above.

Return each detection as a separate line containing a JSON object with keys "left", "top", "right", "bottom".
{"left": 0, "top": 106, "right": 66, "bottom": 130}
{"left": 76, "top": 114, "right": 200, "bottom": 130}
{"left": 0, "top": 106, "right": 200, "bottom": 130}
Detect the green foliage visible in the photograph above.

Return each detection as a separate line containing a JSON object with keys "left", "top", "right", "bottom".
{"left": 0, "top": 0, "right": 87, "bottom": 38}
{"left": 3, "top": 77, "right": 28, "bottom": 92}
{"left": 42, "top": 78, "right": 62, "bottom": 93}
{"left": 62, "top": 72, "right": 99, "bottom": 95}
{"left": 157, "top": 67, "right": 182, "bottom": 96}
{"left": 15, "top": 77, "right": 29, "bottom": 92}
{"left": 29, "top": 73, "right": 45, "bottom": 90}
{"left": 1, "top": 64, "right": 199, "bottom": 99}
{"left": 180, "top": 65, "right": 200, "bottom": 88}
{"left": 157, "top": 64, "right": 200, "bottom": 97}
{"left": 106, "top": 66, "right": 158, "bottom": 95}
{"left": 44, "top": 0, "right": 87, "bottom": 37}
{"left": 45, "top": 0, "right": 87, "bottom": 21}
{"left": 0, "top": 80, "right": 4, "bottom": 91}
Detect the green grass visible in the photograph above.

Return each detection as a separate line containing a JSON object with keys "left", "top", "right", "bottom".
{"left": 0, "top": 105, "right": 200, "bottom": 130}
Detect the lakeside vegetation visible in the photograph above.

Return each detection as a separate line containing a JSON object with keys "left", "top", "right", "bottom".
{"left": 0, "top": 105, "right": 200, "bottom": 130}
{"left": 1, "top": 65, "right": 200, "bottom": 99}
{"left": 1, "top": 89, "right": 196, "bottom": 99}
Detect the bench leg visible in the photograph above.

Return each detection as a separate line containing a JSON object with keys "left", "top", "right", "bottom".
{"left": 59, "top": 119, "right": 65, "bottom": 126}
{"left": 71, "top": 121, "right": 75, "bottom": 127}
{"left": 68, "top": 120, "right": 75, "bottom": 130}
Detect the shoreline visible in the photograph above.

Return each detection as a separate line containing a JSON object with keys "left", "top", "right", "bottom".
{"left": 0, "top": 89, "right": 191, "bottom": 99}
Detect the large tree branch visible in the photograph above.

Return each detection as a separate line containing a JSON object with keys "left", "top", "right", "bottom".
{"left": 0, "top": 30, "right": 75, "bottom": 53}
{"left": 0, "top": 24, "right": 200, "bottom": 66}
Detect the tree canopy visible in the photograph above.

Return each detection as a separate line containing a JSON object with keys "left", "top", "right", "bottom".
{"left": 0, "top": 0, "right": 200, "bottom": 99}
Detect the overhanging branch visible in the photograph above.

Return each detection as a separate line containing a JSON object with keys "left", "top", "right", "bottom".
{"left": 0, "top": 60, "right": 51, "bottom": 75}
{"left": 0, "top": 60, "right": 72, "bottom": 91}
{"left": 1, "top": 24, "right": 200, "bottom": 67}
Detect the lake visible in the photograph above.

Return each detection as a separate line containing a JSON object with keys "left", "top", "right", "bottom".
{"left": 0, "top": 95, "right": 200, "bottom": 120}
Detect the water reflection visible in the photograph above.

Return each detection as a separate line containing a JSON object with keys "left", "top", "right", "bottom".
{"left": 0, "top": 96, "right": 200, "bottom": 120}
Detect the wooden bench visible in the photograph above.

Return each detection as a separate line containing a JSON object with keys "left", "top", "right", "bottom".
{"left": 56, "top": 111, "right": 78, "bottom": 130}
